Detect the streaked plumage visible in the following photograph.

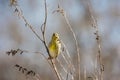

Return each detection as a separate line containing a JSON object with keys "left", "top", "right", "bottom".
{"left": 48, "top": 33, "right": 61, "bottom": 59}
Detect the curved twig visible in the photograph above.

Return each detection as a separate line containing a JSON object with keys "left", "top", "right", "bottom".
{"left": 54, "top": 5, "right": 80, "bottom": 79}
{"left": 86, "top": 2, "right": 103, "bottom": 80}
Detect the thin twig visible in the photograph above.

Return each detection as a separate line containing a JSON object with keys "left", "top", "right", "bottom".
{"left": 55, "top": 5, "right": 80, "bottom": 79}
{"left": 86, "top": 2, "right": 104, "bottom": 80}
{"left": 66, "top": 71, "right": 69, "bottom": 80}
{"left": 14, "top": 6, "right": 43, "bottom": 42}
{"left": 41, "top": 0, "right": 62, "bottom": 80}
{"left": 57, "top": 40, "right": 75, "bottom": 80}
{"left": 34, "top": 74, "right": 42, "bottom": 80}
{"left": 61, "top": 41, "right": 75, "bottom": 80}
{"left": 57, "top": 58, "right": 67, "bottom": 73}
{"left": 84, "top": 67, "right": 86, "bottom": 80}
{"left": 61, "top": 41, "right": 75, "bottom": 71}
{"left": 63, "top": 12, "right": 80, "bottom": 80}
{"left": 21, "top": 49, "right": 53, "bottom": 68}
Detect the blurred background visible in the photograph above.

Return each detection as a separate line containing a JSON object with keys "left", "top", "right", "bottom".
{"left": 0, "top": 0, "right": 120, "bottom": 80}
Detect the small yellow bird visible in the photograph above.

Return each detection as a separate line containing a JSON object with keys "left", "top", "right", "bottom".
{"left": 48, "top": 33, "right": 61, "bottom": 59}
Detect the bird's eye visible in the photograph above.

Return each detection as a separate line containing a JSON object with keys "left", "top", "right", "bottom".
{"left": 53, "top": 33, "right": 55, "bottom": 36}
{"left": 53, "top": 33, "right": 59, "bottom": 38}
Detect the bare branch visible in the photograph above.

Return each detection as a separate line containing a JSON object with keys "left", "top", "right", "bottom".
{"left": 54, "top": 5, "right": 80, "bottom": 79}
{"left": 10, "top": 0, "right": 64, "bottom": 80}
{"left": 40, "top": 0, "right": 62, "bottom": 80}
{"left": 13, "top": 6, "right": 43, "bottom": 42}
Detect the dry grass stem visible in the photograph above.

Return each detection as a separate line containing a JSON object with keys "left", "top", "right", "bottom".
{"left": 86, "top": 2, "right": 104, "bottom": 80}
{"left": 84, "top": 67, "right": 86, "bottom": 80}
{"left": 54, "top": 5, "right": 81, "bottom": 79}
{"left": 61, "top": 41, "right": 75, "bottom": 70}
